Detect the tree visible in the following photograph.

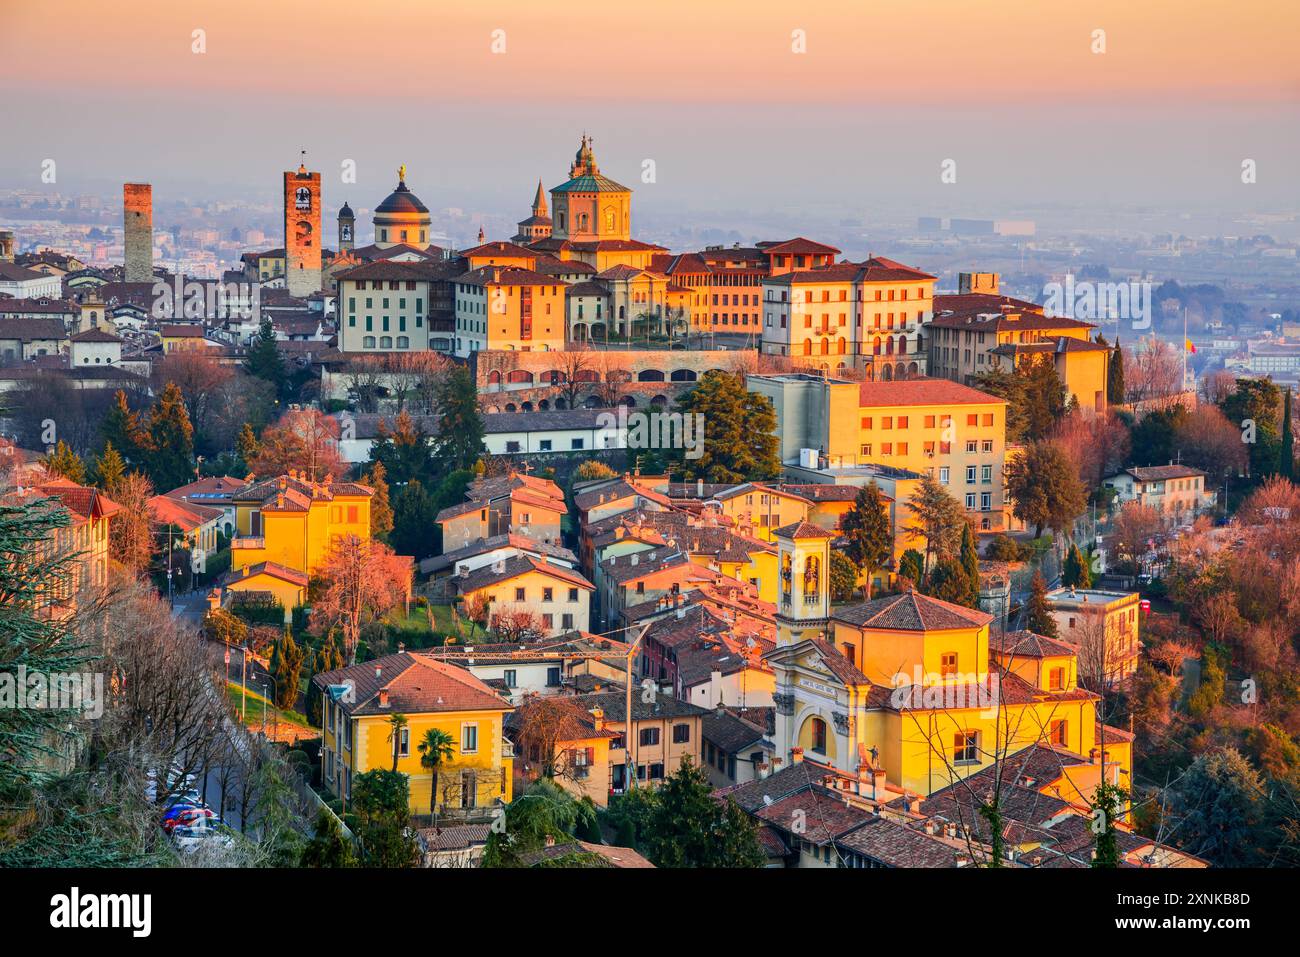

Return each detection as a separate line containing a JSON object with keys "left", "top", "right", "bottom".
{"left": 92, "top": 441, "right": 126, "bottom": 494}
{"left": 1004, "top": 441, "right": 1086, "bottom": 539}
{"left": 549, "top": 347, "right": 597, "bottom": 410}
{"left": 482, "top": 778, "right": 598, "bottom": 867}
{"left": 300, "top": 807, "right": 356, "bottom": 868}
{"left": 573, "top": 459, "right": 617, "bottom": 483}
{"left": 1282, "top": 387, "right": 1294, "bottom": 480}
{"left": 1172, "top": 403, "right": 1248, "bottom": 478}
{"left": 244, "top": 316, "right": 286, "bottom": 395}
{"left": 100, "top": 389, "right": 148, "bottom": 463}
{"left": 898, "top": 549, "right": 924, "bottom": 587}
{"left": 109, "top": 471, "right": 155, "bottom": 574}
{"left": 310, "top": 535, "right": 410, "bottom": 664}
{"left": 235, "top": 422, "right": 259, "bottom": 471}
{"left": 1128, "top": 403, "right": 1189, "bottom": 469}
{"left": 363, "top": 461, "right": 393, "bottom": 543}
{"left": 417, "top": 728, "right": 457, "bottom": 818}
{"left": 1111, "top": 501, "right": 1161, "bottom": 572}
{"left": 430, "top": 366, "right": 484, "bottom": 474}
{"left": 667, "top": 371, "right": 780, "bottom": 483}
{"left": 250, "top": 407, "right": 345, "bottom": 481}
{"left": 976, "top": 356, "right": 1068, "bottom": 443}
{"left": 386, "top": 713, "right": 409, "bottom": 773}
{"left": 39, "top": 440, "right": 85, "bottom": 483}
{"left": 1166, "top": 749, "right": 1266, "bottom": 867}
{"left": 143, "top": 381, "right": 196, "bottom": 492}
{"left": 840, "top": 482, "right": 892, "bottom": 599}
{"left": 959, "top": 523, "right": 981, "bottom": 604}
{"left": 926, "top": 556, "right": 975, "bottom": 607}
{"left": 1025, "top": 569, "right": 1058, "bottom": 638}
{"left": 269, "top": 628, "right": 305, "bottom": 711}
{"left": 304, "top": 631, "right": 343, "bottom": 726}
{"left": 829, "top": 550, "right": 858, "bottom": 603}
{"left": 1125, "top": 337, "right": 1183, "bottom": 411}
{"left": 1219, "top": 377, "right": 1282, "bottom": 478}
{"left": 350, "top": 769, "right": 418, "bottom": 867}
{"left": 154, "top": 351, "right": 233, "bottom": 450}
{"left": 1062, "top": 543, "right": 1091, "bottom": 589}
{"left": 389, "top": 478, "right": 436, "bottom": 561}
{"left": 640, "top": 758, "right": 763, "bottom": 868}
{"left": 1107, "top": 337, "right": 1126, "bottom": 405}
{"left": 368, "top": 409, "right": 435, "bottom": 486}
{"left": 905, "top": 473, "right": 966, "bottom": 571}
{"left": 1089, "top": 780, "right": 1128, "bottom": 868}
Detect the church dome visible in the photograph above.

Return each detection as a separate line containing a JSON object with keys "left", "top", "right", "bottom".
{"left": 376, "top": 182, "right": 428, "bottom": 215}
{"left": 339, "top": 201, "right": 354, "bottom": 219}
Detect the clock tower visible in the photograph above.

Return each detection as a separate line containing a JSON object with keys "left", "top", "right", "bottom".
{"left": 338, "top": 201, "right": 355, "bottom": 252}
{"left": 283, "top": 156, "right": 322, "bottom": 297}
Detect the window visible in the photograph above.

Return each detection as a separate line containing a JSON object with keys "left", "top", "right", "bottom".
{"left": 810, "top": 717, "right": 827, "bottom": 754}
{"left": 542, "top": 587, "right": 553, "bottom": 602}
{"left": 398, "top": 727, "right": 409, "bottom": 757}
{"left": 515, "top": 587, "right": 525, "bottom": 601}
{"left": 503, "top": 669, "right": 517, "bottom": 688}
{"left": 546, "top": 666, "right": 561, "bottom": 687}
{"left": 461, "top": 724, "right": 479, "bottom": 754}
{"left": 640, "top": 727, "right": 660, "bottom": 746}
{"left": 939, "top": 467, "right": 950, "bottom": 485}
{"left": 953, "top": 731, "right": 979, "bottom": 764}
{"left": 561, "top": 613, "right": 573, "bottom": 629}
{"left": 940, "top": 652, "right": 958, "bottom": 677}
{"left": 672, "top": 723, "right": 690, "bottom": 744}
{"left": 1049, "top": 720, "right": 1068, "bottom": 746}
{"left": 1048, "top": 667, "right": 1065, "bottom": 691}
{"left": 568, "top": 587, "right": 579, "bottom": 601}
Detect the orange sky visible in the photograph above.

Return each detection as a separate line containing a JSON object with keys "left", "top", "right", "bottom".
{"left": 2, "top": 0, "right": 1297, "bottom": 105}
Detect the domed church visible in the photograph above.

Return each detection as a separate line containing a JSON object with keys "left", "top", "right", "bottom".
{"left": 373, "top": 165, "right": 432, "bottom": 248}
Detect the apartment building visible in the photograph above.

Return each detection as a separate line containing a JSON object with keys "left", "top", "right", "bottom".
{"left": 453, "top": 265, "right": 567, "bottom": 357}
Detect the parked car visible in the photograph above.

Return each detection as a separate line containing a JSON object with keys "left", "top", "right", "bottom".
{"left": 172, "top": 822, "right": 235, "bottom": 853}
{"left": 162, "top": 808, "right": 216, "bottom": 832}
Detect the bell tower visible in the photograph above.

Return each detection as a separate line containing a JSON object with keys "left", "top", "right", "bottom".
{"left": 283, "top": 152, "right": 322, "bottom": 297}
{"left": 337, "top": 202, "right": 355, "bottom": 252}
{"left": 772, "top": 521, "right": 833, "bottom": 647}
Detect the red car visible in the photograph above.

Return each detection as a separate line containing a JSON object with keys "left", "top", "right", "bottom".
{"left": 162, "top": 807, "right": 215, "bottom": 832}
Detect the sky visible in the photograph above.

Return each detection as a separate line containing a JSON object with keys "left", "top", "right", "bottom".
{"left": 1, "top": 0, "right": 1298, "bottom": 218}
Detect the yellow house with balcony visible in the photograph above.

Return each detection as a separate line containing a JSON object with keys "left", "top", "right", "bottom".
{"left": 314, "top": 651, "right": 514, "bottom": 815}
{"left": 229, "top": 472, "right": 373, "bottom": 578}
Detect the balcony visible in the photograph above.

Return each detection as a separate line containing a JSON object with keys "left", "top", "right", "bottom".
{"left": 231, "top": 536, "right": 265, "bottom": 549}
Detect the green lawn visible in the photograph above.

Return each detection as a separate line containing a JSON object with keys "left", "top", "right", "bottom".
{"left": 426, "top": 602, "right": 489, "bottom": 645}
{"left": 226, "top": 681, "right": 314, "bottom": 731}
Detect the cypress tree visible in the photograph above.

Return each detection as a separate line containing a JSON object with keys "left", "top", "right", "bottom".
{"left": 40, "top": 440, "right": 86, "bottom": 483}
{"left": 958, "top": 523, "right": 981, "bottom": 607}
{"left": 1026, "top": 569, "right": 1059, "bottom": 638}
{"left": 144, "top": 381, "right": 196, "bottom": 492}
{"left": 100, "top": 389, "right": 147, "bottom": 462}
{"left": 841, "top": 482, "right": 893, "bottom": 599}
{"left": 93, "top": 441, "right": 126, "bottom": 494}
{"left": 1108, "top": 338, "right": 1126, "bottom": 405}
{"left": 245, "top": 316, "right": 286, "bottom": 395}
{"left": 1281, "top": 387, "right": 1294, "bottom": 480}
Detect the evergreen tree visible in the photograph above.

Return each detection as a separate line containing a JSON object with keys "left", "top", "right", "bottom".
{"left": 667, "top": 371, "right": 780, "bottom": 483}
{"left": 840, "top": 482, "right": 893, "bottom": 599}
{"left": 958, "top": 522, "right": 981, "bottom": 606}
{"left": 144, "top": 382, "right": 196, "bottom": 492}
{"left": 350, "top": 769, "right": 418, "bottom": 867}
{"left": 92, "top": 441, "right": 126, "bottom": 494}
{"left": 1281, "top": 387, "right": 1294, "bottom": 480}
{"left": 1089, "top": 780, "right": 1127, "bottom": 868}
{"left": 368, "top": 411, "right": 434, "bottom": 486}
{"left": 430, "top": 367, "right": 484, "bottom": 475}
{"left": 300, "top": 807, "right": 355, "bottom": 868}
{"left": 270, "top": 627, "right": 305, "bottom": 711}
{"left": 363, "top": 461, "right": 394, "bottom": 543}
{"left": 905, "top": 473, "right": 966, "bottom": 572}
{"left": 898, "top": 549, "right": 925, "bottom": 587}
{"left": 1108, "top": 337, "right": 1126, "bottom": 405}
{"left": 100, "top": 389, "right": 147, "bottom": 463}
{"left": 235, "top": 422, "right": 259, "bottom": 474}
{"left": 1004, "top": 441, "right": 1087, "bottom": 539}
{"left": 1025, "top": 569, "right": 1058, "bottom": 638}
{"left": 641, "top": 758, "right": 763, "bottom": 868}
{"left": 40, "top": 440, "right": 86, "bottom": 483}
{"left": 244, "top": 316, "right": 286, "bottom": 396}
{"left": 390, "top": 478, "right": 437, "bottom": 561}
{"left": 926, "top": 556, "right": 972, "bottom": 606}
{"left": 1062, "top": 543, "right": 1093, "bottom": 589}
{"left": 828, "top": 550, "right": 858, "bottom": 603}
{"left": 482, "top": 778, "right": 598, "bottom": 867}
{"left": 305, "top": 631, "right": 343, "bottom": 726}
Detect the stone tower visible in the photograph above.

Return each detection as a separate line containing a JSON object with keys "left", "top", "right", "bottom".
{"left": 123, "top": 183, "right": 153, "bottom": 282}
{"left": 283, "top": 159, "right": 322, "bottom": 297}
{"left": 0, "top": 230, "right": 14, "bottom": 263}
{"left": 337, "top": 201, "right": 355, "bottom": 252}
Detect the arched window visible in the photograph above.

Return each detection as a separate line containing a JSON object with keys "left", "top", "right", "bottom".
{"left": 872, "top": 336, "right": 882, "bottom": 355}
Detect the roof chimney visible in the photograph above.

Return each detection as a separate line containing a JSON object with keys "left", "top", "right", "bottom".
{"left": 589, "top": 707, "right": 604, "bottom": 732}
{"left": 377, "top": 689, "right": 390, "bottom": 709}
{"left": 791, "top": 747, "right": 804, "bottom": 765}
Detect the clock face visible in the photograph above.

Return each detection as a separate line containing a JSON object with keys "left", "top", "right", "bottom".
{"left": 295, "top": 187, "right": 312, "bottom": 211}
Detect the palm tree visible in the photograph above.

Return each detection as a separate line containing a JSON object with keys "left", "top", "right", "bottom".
{"left": 387, "top": 713, "right": 409, "bottom": 773}
{"left": 417, "top": 728, "right": 457, "bottom": 819}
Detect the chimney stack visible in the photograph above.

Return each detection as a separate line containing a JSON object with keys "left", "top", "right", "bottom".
{"left": 377, "top": 689, "right": 390, "bottom": 708}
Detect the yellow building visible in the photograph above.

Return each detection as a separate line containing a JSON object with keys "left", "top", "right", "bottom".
{"left": 229, "top": 472, "right": 373, "bottom": 578}
{"left": 452, "top": 265, "right": 567, "bottom": 357}
{"left": 1046, "top": 587, "right": 1142, "bottom": 685}
{"left": 856, "top": 379, "right": 1009, "bottom": 532}
{"left": 436, "top": 472, "right": 567, "bottom": 552}
{"left": 452, "top": 554, "right": 594, "bottom": 637}
{"left": 315, "top": 652, "right": 514, "bottom": 815}
{"left": 8, "top": 477, "right": 118, "bottom": 601}
{"left": 508, "top": 697, "right": 618, "bottom": 806}
{"left": 928, "top": 282, "right": 1110, "bottom": 413}
{"left": 766, "top": 524, "right": 1127, "bottom": 800}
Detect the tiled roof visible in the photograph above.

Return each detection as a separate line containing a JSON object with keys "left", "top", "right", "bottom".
{"left": 991, "top": 630, "right": 1078, "bottom": 658}
{"left": 702, "top": 710, "right": 769, "bottom": 754}
{"left": 858, "top": 376, "right": 1005, "bottom": 408}
{"left": 756, "top": 786, "right": 873, "bottom": 844}
{"left": 570, "top": 690, "right": 707, "bottom": 723}
{"left": 1124, "top": 465, "right": 1206, "bottom": 481}
{"left": 221, "top": 561, "right": 309, "bottom": 588}
{"left": 761, "top": 237, "right": 842, "bottom": 256}
{"left": 313, "top": 652, "right": 511, "bottom": 717}
{"left": 453, "top": 553, "right": 592, "bottom": 594}
{"left": 0, "top": 317, "right": 66, "bottom": 341}
{"left": 835, "top": 816, "right": 964, "bottom": 868}
{"left": 772, "top": 520, "right": 833, "bottom": 540}
{"left": 833, "top": 592, "right": 993, "bottom": 631}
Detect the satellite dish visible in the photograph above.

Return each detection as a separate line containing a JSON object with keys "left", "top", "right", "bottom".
{"left": 762, "top": 795, "right": 773, "bottom": 806}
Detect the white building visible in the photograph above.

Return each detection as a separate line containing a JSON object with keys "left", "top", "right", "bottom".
{"left": 0, "top": 262, "right": 62, "bottom": 299}
{"left": 481, "top": 409, "right": 628, "bottom": 456}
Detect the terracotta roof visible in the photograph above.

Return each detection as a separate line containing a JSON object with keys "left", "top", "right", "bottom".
{"left": 756, "top": 786, "right": 873, "bottom": 845}
{"left": 146, "top": 495, "right": 222, "bottom": 531}
{"left": 761, "top": 237, "right": 842, "bottom": 256}
{"left": 0, "top": 317, "right": 66, "bottom": 341}
{"left": 570, "top": 690, "right": 707, "bottom": 723}
{"left": 772, "top": 520, "right": 833, "bottom": 540}
{"left": 833, "top": 592, "right": 993, "bottom": 631}
{"left": 452, "top": 553, "right": 592, "bottom": 594}
{"left": 991, "top": 630, "right": 1078, "bottom": 658}
{"left": 858, "top": 377, "right": 1005, "bottom": 408}
{"left": 461, "top": 241, "right": 536, "bottom": 260}
{"left": 314, "top": 652, "right": 511, "bottom": 717}
{"left": 835, "top": 816, "right": 963, "bottom": 868}
{"left": 702, "top": 709, "right": 769, "bottom": 754}
{"left": 221, "top": 561, "right": 308, "bottom": 588}
{"left": 1124, "top": 465, "right": 1206, "bottom": 482}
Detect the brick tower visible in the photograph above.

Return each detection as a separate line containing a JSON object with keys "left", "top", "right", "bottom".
{"left": 123, "top": 183, "right": 153, "bottom": 282}
{"left": 283, "top": 157, "right": 322, "bottom": 297}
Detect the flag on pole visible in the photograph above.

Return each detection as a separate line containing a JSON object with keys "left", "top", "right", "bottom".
{"left": 1184, "top": 338, "right": 1197, "bottom": 354}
